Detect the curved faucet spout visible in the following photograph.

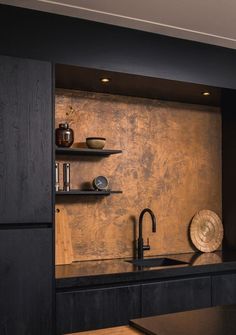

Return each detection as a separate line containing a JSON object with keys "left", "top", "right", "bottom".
{"left": 139, "top": 208, "right": 157, "bottom": 238}
{"left": 138, "top": 208, "right": 157, "bottom": 259}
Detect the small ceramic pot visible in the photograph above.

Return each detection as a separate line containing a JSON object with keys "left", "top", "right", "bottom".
{"left": 55, "top": 123, "right": 74, "bottom": 147}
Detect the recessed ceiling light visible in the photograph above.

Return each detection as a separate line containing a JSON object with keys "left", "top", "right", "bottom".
{"left": 100, "top": 78, "right": 110, "bottom": 83}
{"left": 202, "top": 91, "right": 211, "bottom": 96}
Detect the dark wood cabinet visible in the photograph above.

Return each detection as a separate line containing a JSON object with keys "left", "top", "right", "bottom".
{"left": 212, "top": 273, "right": 236, "bottom": 306}
{"left": 0, "top": 228, "right": 53, "bottom": 335}
{"left": 141, "top": 276, "right": 211, "bottom": 317}
{"left": 0, "top": 54, "right": 54, "bottom": 334}
{"left": 56, "top": 275, "right": 214, "bottom": 333}
{"left": 56, "top": 284, "right": 141, "bottom": 334}
{"left": 0, "top": 55, "right": 53, "bottom": 224}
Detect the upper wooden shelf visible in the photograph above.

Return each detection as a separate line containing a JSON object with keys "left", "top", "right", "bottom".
{"left": 55, "top": 147, "right": 122, "bottom": 156}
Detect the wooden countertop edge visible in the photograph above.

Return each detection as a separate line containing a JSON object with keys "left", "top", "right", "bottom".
{"left": 67, "top": 325, "right": 143, "bottom": 334}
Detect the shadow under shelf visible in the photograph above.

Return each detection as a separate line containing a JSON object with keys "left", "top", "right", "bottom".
{"left": 56, "top": 190, "right": 123, "bottom": 196}
{"left": 55, "top": 147, "right": 122, "bottom": 156}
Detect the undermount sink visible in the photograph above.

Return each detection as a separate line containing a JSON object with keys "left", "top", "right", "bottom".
{"left": 126, "top": 257, "right": 188, "bottom": 267}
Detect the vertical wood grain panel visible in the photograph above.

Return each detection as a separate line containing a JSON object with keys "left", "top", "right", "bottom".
{"left": 141, "top": 277, "right": 211, "bottom": 317}
{"left": 56, "top": 285, "right": 141, "bottom": 333}
{"left": 212, "top": 273, "right": 236, "bottom": 306}
{"left": 55, "top": 89, "right": 221, "bottom": 261}
{"left": 0, "top": 228, "right": 53, "bottom": 334}
{"left": 0, "top": 55, "right": 52, "bottom": 224}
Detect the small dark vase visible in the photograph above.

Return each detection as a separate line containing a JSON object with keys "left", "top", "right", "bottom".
{"left": 55, "top": 123, "right": 74, "bottom": 147}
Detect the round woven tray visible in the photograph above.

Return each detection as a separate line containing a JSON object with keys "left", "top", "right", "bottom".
{"left": 190, "top": 210, "right": 223, "bottom": 252}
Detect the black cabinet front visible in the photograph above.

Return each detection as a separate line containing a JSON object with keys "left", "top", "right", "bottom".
{"left": 212, "top": 273, "right": 236, "bottom": 306}
{"left": 0, "top": 55, "right": 52, "bottom": 224}
{"left": 0, "top": 54, "right": 54, "bottom": 334}
{"left": 141, "top": 276, "right": 211, "bottom": 317}
{"left": 0, "top": 228, "right": 53, "bottom": 335}
{"left": 56, "top": 284, "right": 141, "bottom": 334}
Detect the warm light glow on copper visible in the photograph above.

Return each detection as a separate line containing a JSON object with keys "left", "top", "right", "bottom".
{"left": 202, "top": 91, "right": 211, "bottom": 96}
{"left": 100, "top": 78, "right": 110, "bottom": 83}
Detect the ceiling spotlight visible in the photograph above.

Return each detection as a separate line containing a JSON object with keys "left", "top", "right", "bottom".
{"left": 202, "top": 91, "right": 211, "bottom": 96}
{"left": 100, "top": 78, "right": 110, "bottom": 83}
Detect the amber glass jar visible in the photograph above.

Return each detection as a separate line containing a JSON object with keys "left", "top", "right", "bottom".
{"left": 55, "top": 123, "right": 74, "bottom": 147}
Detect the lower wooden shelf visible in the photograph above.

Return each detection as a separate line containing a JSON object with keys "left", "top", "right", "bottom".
{"left": 56, "top": 190, "right": 122, "bottom": 196}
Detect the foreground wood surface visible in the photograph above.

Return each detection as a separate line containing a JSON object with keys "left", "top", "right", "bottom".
{"left": 67, "top": 325, "right": 143, "bottom": 334}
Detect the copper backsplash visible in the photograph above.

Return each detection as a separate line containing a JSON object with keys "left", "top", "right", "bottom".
{"left": 55, "top": 89, "right": 222, "bottom": 262}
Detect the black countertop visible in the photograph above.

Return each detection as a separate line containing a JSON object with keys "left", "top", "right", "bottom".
{"left": 130, "top": 304, "right": 236, "bottom": 335}
{"left": 56, "top": 250, "right": 236, "bottom": 289}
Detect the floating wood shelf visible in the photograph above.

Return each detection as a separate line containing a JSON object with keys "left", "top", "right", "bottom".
{"left": 55, "top": 147, "right": 122, "bottom": 156}
{"left": 56, "top": 190, "right": 123, "bottom": 196}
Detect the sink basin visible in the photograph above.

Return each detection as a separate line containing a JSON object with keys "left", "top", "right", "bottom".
{"left": 126, "top": 257, "right": 188, "bottom": 267}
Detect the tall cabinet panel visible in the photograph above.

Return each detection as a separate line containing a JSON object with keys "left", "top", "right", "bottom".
{"left": 0, "top": 55, "right": 52, "bottom": 224}
{"left": 0, "top": 228, "right": 53, "bottom": 334}
{"left": 0, "top": 54, "right": 54, "bottom": 334}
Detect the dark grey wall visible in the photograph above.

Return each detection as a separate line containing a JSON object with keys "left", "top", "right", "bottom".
{"left": 1, "top": 4, "right": 236, "bottom": 89}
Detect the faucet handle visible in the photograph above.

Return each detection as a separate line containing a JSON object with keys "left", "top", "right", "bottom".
{"left": 143, "top": 238, "right": 151, "bottom": 251}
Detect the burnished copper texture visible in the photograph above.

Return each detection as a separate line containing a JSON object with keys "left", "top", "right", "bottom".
{"left": 56, "top": 89, "right": 221, "bottom": 262}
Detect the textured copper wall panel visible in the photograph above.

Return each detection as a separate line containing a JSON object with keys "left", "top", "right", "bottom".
{"left": 55, "top": 89, "right": 222, "bottom": 262}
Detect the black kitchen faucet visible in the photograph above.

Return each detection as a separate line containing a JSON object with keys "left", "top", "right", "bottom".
{"left": 137, "top": 208, "right": 157, "bottom": 259}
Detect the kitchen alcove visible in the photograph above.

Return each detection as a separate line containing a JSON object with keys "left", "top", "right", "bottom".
{"left": 54, "top": 62, "right": 229, "bottom": 265}
{"left": 3, "top": 5, "right": 236, "bottom": 334}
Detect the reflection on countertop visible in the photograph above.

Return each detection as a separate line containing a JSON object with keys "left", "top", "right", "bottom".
{"left": 56, "top": 250, "right": 236, "bottom": 289}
